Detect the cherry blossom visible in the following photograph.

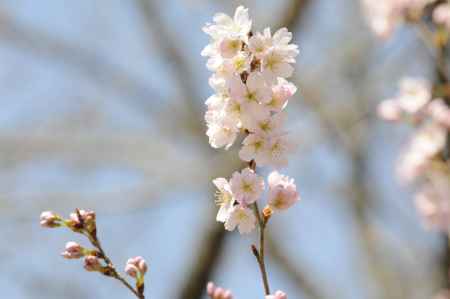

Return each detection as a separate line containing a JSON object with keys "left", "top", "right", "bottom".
{"left": 224, "top": 205, "right": 256, "bottom": 234}
{"left": 267, "top": 171, "right": 300, "bottom": 211}
{"left": 213, "top": 177, "right": 235, "bottom": 222}
{"left": 230, "top": 167, "right": 264, "bottom": 205}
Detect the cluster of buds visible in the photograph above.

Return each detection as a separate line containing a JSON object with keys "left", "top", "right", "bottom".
{"left": 125, "top": 256, "right": 147, "bottom": 292}
{"left": 206, "top": 282, "right": 233, "bottom": 299}
{"left": 377, "top": 77, "right": 450, "bottom": 232}
{"left": 202, "top": 6, "right": 300, "bottom": 235}
{"left": 361, "top": 0, "right": 449, "bottom": 38}
{"left": 40, "top": 209, "right": 147, "bottom": 299}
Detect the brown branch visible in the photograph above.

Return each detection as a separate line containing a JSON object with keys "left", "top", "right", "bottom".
{"left": 91, "top": 237, "right": 144, "bottom": 299}
{"left": 176, "top": 222, "right": 227, "bottom": 299}
{"left": 252, "top": 202, "right": 271, "bottom": 295}
{"left": 276, "top": 0, "right": 311, "bottom": 31}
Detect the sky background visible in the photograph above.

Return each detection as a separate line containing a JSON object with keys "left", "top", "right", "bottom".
{"left": 0, "top": 1, "right": 446, "bottom": 299}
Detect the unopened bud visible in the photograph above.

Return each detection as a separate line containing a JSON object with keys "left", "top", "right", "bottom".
{"left": 207, "top": 282, "right": 215, "bottom": 295}
{"left": 206, "top": 281, "right": 234, "bottom": 299}
{"left": 61, "top": 241, "right": 84, "bottom": 259}
{"left": 40, "top": 211, "right": 62, "bottom": 228}
{"left": 84, "top": 255, "right": 102, "bottom": 272}
{"left": 67, "top": 209, "right": 96, "bottom": 232}
{"left": 263, "top": 205, "right": 273, "bottom": 222}
{"left": 266, "top": 290, "right": 287, "bottom": 299}
{"left": 213, "top": 288, "right": 225, "bottom": 298}
{"left": 125, "top": 256, "right": 148, "bottom": 278}
{"left": 223, "top": 290, "right": 233, "bottom": 299}
{"left": 377, "top": 99, "right": 401, "bottom": 122}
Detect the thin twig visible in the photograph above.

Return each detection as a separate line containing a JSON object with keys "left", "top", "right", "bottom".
{"left": 252, "top": 202, "right": 271, "bottom": 295}
{"left": 75, "top": 209, "right": 145, "bottom": 299}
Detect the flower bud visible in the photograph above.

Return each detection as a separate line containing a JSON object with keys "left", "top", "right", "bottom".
{"left": 40, "top": 211, "right": 61, "bottom": 228}
{"left": 207, "top": 282, "right": 215, "bottom": 295}
{"left": 206, "top": 281, "right": 233, "bottom": 299}
{"left": 67, "top": 209, "right": 96, "bottom": 232}
{"left": 377, "top": 99, "right": 401, "bottom": 122}
{"left": 213, "top": 288, "right": 225, "bottom": 299}
{"left": 263, "top": 205, "right": 273, "bottom": 222}
{"left": 84, "top": 255, "right": 102, "bottom": 272}
{"left": 266, "top": 290, "right": 287, "bottom": 299}
{"left": 125, "top": 256, "right": 148, "bottom": 278}
{"left": 61, "top": 241, "right": 84, "bottom": 259}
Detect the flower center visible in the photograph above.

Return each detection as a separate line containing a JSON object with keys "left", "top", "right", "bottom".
{"left": 242, "top": 182, "right": 253, "bottom": 193}
{"left": 215, "top": 191, "right": 231, "bottom": 206}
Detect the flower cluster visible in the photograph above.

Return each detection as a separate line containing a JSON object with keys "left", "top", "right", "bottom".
{"left": 203, "top": 6, "right": 300, "bottom": 235}
{"left": 40, "top": 209, "right": 147, "bottom": 298}
{"left": 361, "top": 0, "right": 449, "bottom": 38}
{"left": 377, "top": 78, "right": 450, "bottom": 232}
{"left": 202, "top": 5, "right": 298, "bottom": 168}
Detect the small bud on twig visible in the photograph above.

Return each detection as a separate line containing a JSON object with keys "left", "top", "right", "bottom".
{"left": 84, "top": 255, "right": 102, "bottom": 272}
{"left": 40, "top": 211, "right": 62, "bottom": 228}
{"left": 262, "top": 205, "right": 273, "bottom": 224}
{"left": 61, "top": 242, "right": 84, "bottom": 259}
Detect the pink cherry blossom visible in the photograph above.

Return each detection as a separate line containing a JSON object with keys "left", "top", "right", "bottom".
{"left": 230, "top": 167, "right": 264, "bottom": 205}
{"left": 267, "top": 171, "right": 299, "bottom": 211}
{"left": 415, "top": 169, "right": 450, "bottom": 232}
{"left": 259, "top": 134, "right": 295, "bottom": 168}
{"left": 224, "top": 205, "right": 256, "bottom": 234}
{"left": 267, "top": 78, "right": 297, "bottom": 112}
{"left": 219, "top": 37, "right": 242, "bottom": 58}
{"left": 239, "top": 133, "right": 267, "bottom": 164}
{"left": 427, "top": 99, "right": 450, "bottom": 129}
{"left": 213, "top": 178, "right": 235, "bottom": 222}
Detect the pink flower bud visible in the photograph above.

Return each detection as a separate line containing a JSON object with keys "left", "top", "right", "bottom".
{"left": 207, "top": 282, "right": 215, "bottom": 295}
{"left": 84, "top": 255, "right": 101, "bottom": 272}
{"left": 125, "top": 263, "right": 138, "bottom": 278}
{"left": 213, "top": 288, "right": 225, "bottom": 298}
{"left": 266, "top": 290, "right": 287, "bottom": 299}
{"left": 125, "top": 256, "right": 147, "bottom": 278}
{"left": 206, "top": 282, "right": 233, "bottom": 299}
{"left": 222, "top": 290, "right": 233, "bottom": 299}
{"left": 377, "top": 99, "right": 401, "bottom": 122}
{"left": 427, "top": 99, "right": 450, "bottom": 129}
{"left": 267, "top": 171, "right": 299, "bottom": 211}
{"left": 61, "top": 241, "right": 84, "bottom": 259}
{"left": 40, "top": 211, "right": 61, "bottom": 228}
{"left": 68, "top": 209, "right": 96, "bottom": 231}
{"left": 433, "top": 4, "right": 450, "bottom": 28}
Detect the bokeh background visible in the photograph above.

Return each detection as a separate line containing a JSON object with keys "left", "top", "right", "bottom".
{"left": 0, "top": 0, "right": 447, "bottom": 298}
